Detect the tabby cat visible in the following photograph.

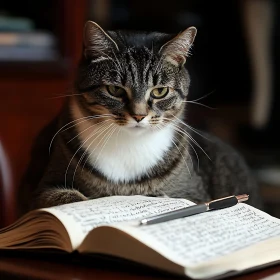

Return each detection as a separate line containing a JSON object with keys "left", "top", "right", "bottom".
{"left": 20, "top": 21, "right": 262, "bottom": 214}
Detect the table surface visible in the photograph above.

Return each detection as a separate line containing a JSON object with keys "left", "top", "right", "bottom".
{"left": 0, "top": 253, "right": 279, "bottom": 280}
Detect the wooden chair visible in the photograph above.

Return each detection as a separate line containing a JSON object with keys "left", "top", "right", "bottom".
{"left": 0, "top": 140, "right": 16, "bottom": 228}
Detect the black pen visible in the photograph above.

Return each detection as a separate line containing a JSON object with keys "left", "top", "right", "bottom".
{"left": 139, "top": 194, "right": 249, "bottom": 226}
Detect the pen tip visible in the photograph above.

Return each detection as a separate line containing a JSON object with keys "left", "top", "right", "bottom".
{"left": 139, "top": 219, "right": 148, "bottom": 226}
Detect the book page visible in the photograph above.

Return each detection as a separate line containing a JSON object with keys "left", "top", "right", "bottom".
{"left": 115, "top": 203, "right": 280, "bottom": 267}
{"left": 45, "top": 195, "right": 195, "bottom": 249}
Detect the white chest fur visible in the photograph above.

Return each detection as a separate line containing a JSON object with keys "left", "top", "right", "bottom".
{"left": 71, "top": 103, "right": 175, "bottom": 183}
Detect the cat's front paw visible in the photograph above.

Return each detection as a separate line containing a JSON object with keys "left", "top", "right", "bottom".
{"left": 35, "top": 188, "right": 88, "bottom": 208}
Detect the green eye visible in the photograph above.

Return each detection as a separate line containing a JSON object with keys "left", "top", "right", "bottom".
{"left": 106, "top": 85, "right": 126, "bottom": 97}
{"left": 151, "top": 87, "right": 169, "bottom": 99}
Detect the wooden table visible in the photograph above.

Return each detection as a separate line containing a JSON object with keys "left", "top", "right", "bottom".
{"left": 0, "top": 252, "right": 279, "bottom": 280}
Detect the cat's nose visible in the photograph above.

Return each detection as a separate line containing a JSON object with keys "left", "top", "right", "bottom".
{"left": 132, "top": 115, "right": 146, "bottom": 123}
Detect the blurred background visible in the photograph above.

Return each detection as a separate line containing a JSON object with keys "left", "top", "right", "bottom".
{"left": 0, "top": 0, "right": 279, "bottom": 227}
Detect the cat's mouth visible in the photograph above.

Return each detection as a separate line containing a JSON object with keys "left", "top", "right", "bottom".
{"left": 133, "top": 125, "right": 145, "bottom": 129}
{"left": 128, "top": 122, "right": 146, "bottom": 130}
{"left": 120, "top": 122, "right": 149, "bottom": 134}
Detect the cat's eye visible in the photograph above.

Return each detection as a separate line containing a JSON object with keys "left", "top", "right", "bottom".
{"left": 106, "top": 85, "right": 126, "bottom": 97}
{"left": 151, "top": 87, "right": 169, "bottom": 99}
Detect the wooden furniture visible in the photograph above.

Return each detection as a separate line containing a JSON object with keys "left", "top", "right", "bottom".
{"left": 0, "top": 0, "right": 87, "bottom": 226}
{"left": 0, "top": 141, "right": 15, "bottom": 227}
{"left": 0, "top": 253, "right": 279, "bottom": 280}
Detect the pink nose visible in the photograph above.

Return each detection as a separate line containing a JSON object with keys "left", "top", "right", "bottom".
{"left": 132, "top": 115, "right": 146, "bottom": 123}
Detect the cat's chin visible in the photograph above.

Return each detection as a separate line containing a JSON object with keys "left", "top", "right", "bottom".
{"left": 121, "top": 125, "right": 151, "bottom": 136}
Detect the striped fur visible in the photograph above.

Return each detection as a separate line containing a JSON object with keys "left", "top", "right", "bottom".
{"left": 20, "top": 22, "right": 262, "bottom": 213}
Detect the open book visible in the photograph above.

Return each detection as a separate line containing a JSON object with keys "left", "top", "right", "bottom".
{"left": 1, "top": 195, "right": 280, "bottom": 279}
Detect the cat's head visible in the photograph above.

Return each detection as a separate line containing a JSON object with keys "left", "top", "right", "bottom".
{"left": 74, "top": 21, "right": 196, "bottom": 134}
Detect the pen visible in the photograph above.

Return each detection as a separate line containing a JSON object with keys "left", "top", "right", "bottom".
{"left": 139, "top": 194, "right": 249, "bottom": 226}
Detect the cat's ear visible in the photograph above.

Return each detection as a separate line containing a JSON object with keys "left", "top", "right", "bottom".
{"left": 83, "top": 21, "right": 119, "bottom": 59}
{"left": 159, "top": 27, "right": 197, "bottom": 67}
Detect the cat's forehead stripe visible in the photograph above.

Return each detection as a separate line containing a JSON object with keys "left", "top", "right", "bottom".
{"left": 120, "top": 48, "right": 161, "bottom": 94}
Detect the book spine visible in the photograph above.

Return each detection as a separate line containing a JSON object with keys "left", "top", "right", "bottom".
{"left": 0, "top": 32, "right": 56, "bottom": 48}
{"left": 0, "top": 46, "right": 59, "bottom": 61}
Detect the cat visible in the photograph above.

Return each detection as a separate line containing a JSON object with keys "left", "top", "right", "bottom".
{"left": 19, "top": 21, "right": 262, "bottom": 214}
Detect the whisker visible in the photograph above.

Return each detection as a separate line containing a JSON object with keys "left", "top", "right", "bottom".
{"left": 182, "top": 100, "right": 215, "bottom": 110}
{"left": 44, "top": 87, "right": 74, "bottom": 100}
{"left": 181, "top": 134, "right": 199, "bottom": 170}
{"left": 168, "top": 114, "right": 212, "bottom": 144}
{"left": 176, "top": 125, "right": 211, "bottom": 162}
{"left": 95, "top": 125, "right": 118, "bottom": 164}
{"left": 187, "top": 89, "right": 216, "bottom": 103}
{"left": 169, "top": 117, "right": 211, "bottom": 141}
{"left": 49, "top": 116, "right": 93, "bottom": 154}
{"left": 156, "top": 123, "right": 191, "bottom": 177}
{"left": 72, "top": 121, "right": 113, "bottom": 181}
{"left": 171, "top": 127, "right": 199, "bottom": 170}
{"left": 115, "top": 126, "right": 121, "bottom": 149}
{"left": 67, "top": 119, "right": 111, "bottom": 144}
{"left": 81, "top": 123, "right": 115, "bottom": 172}
{"left": 159, "top": 121, "right": 196, "bottom": 169}
{"left": 158, "top": 123, "right": 192, "bottom": 176}
{"left": 164, "top": 117, "right": 212, "bottom": 162}
{"left": 65, "top": 121, "right": 112, "bottom": 188}
{"left": 173, "top": 133, "right": 194, "bottom": 170}
{"left": 49, "top": 114, "right": 114, "bottom": 154}
{"left": 65, "top": 127, "right": 99, "bottom": 189}
{"left": 85, "top": 123, "right": 115, "bottom": 176}
{"left": 47, "top": 93, "right": 84, "bottom": 100}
